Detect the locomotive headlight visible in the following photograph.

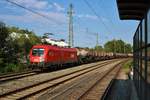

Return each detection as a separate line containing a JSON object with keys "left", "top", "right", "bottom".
{"left": 40, "top": 56, "right": 44, "bottom": 62}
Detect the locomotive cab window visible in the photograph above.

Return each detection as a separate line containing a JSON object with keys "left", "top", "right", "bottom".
{"left": 32, "top": 48, "right": 44, "bottom": 56}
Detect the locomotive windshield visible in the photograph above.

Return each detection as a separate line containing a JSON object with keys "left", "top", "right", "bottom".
{"left": 32, "top": 48, "right": 44, "bottom": 56}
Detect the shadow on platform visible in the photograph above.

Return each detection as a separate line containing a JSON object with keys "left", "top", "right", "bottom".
{"left": 103, "top": 79, "right": 139, "bottom": 100}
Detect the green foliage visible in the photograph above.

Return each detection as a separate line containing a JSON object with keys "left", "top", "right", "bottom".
{"left": 0, "top": 63, "right": 25, "bottom": 73}
{"left": 124, "top": 60, "right": 133, "bottom": 69}
{"left": 0, "top": 57, "right": 4, "bottom": 67}
{"left": 15, "top": 33, "right": 41, "bottom": 62}
{"left": 104, "top": 39, "right": 132, "bottom": 53}
{"left": 4, "top": 63, "right": 19, "bottom": 73}
{"left": 0, "top": 22, "right": 41, "bottom": 73}
{"left": 0, "top": 22, "right": 9, "bottom": 49}
{"left": 94, "top": 45, "right": 103, "bottom": 51}
{"left": 125, "top": 44, "right": 132, "bottom": 53}
{"left": 104, "top": 40, "right": 115, "bottom": 52}
{"left": 0, "top": 22, "right": 11, "bottom": 70}
{"left": 123, "top": 60, "right": 133, "bottom": 74}
{"left": 8, "top": 26, "right": 34, "bottom": 34}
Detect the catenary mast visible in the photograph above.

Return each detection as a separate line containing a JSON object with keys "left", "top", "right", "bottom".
{"left": 68, "top": 4, "right": 74, "bottom": 47}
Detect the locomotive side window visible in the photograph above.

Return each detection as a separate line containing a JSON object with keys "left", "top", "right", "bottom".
{"left": 32, "top": 48, "right": 44, "bottom": 56}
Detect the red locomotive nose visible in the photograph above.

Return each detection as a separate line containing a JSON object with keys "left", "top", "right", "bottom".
{"left": 30, "top": 48, "right": 45, "bottom": 63}
{"left": 30, "top": 56, "right": 40, "bottom": 63}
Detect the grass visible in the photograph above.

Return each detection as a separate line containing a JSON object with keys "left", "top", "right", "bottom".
{"left": 124, "top": 60, "right": 133, "bottom": 68}
{"left": 123, "top": 59, "right": 133, "bottom": 74}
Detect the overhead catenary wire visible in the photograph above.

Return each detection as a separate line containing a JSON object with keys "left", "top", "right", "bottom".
{"left": 5, "top": 0, "right": 61, "bottom": 24}
{"left": 83, "top": 0, "right": 112, "bottom": 34}
{"left": 98, "top": 0, "right": 117, "bottom": 33}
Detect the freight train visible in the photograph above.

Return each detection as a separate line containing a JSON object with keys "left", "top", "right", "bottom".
{"left": 29, "top": 44, "right": 131, "bottom": 70}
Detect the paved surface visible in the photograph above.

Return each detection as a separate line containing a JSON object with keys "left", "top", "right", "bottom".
{"left": 105, "top": 68, "right": 139, "bottom": 100}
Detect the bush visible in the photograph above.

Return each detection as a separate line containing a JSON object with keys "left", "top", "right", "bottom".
{"left": 2, "top": 63, "right": 26, "bottom": 73}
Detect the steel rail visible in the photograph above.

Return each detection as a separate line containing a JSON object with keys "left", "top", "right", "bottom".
{"left": 77, "top": 60, "right": 128, "bottom": 100}
{"left": 0, "top": 59, "right": 119, "bottom": 99}
{"left": 49, "top": 59, "right": 127, "bottom": 100}
{"left": 15, "top": 60, "right": 116, "bottom": 100}
{"left": 101, "top": 60, "right": 128, "bottom": 100}
{"left": 0, "top": 72, "right": 37, "bottom": 83}
{"left": 0, "top": 70, "right": 34, "bottom": 79}
{"left": 21, "top": 61, "right": 123, "bottom": 99}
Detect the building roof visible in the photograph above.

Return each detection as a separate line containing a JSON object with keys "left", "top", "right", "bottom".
{"left": 117, "top": 0, "right": 150, "bottom": 20}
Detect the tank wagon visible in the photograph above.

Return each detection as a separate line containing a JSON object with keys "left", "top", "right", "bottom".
{"left": 29, "top": 44, "right": 129, "bottom": 70}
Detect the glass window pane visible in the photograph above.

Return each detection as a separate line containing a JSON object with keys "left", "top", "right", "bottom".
{"left": 32, "top": 48, "right": 44, "bottom": 56}
{"left": 39, "top": 49, "right": 44, "bottom": 56}
{"left": 142, "top": 19, "right": 145, "bottom": 47}
{"left": 148, "top": 10, "right": 150, "bottom": 44}
{"left": 142, "top": 49, "right": 145, "bottom": 77}
{"left": 32, "top": 49, "right": 38, "bottom": 56}
{"left": 147, "top": 47, "right": 150, "bottom": 100}
{"left": 138, "top": 51, "right": 140, "bottom": 70}
{"left": 141, "top": 79, "right": 146, "bottom": 99}
{"left": 139, "top": 26, "right": 141, "bottom": 49}
{"left": 147, "top": 10, "right": 150, "bottom": 100}
{"left": 134, "top": 68, "right": 139, "bottom": 91}
{"left": 137, "top": 30, "right": 139, "bottom": 50}
{"left": 134, "top": 30, "right": 139, "bottom": 51}
{"left": 148, "top": 47, "right": 150, "bottom": 83}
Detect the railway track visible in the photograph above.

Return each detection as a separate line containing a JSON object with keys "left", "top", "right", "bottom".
{"left": 0, "top": 59, "right": 121, "bottom": 100}
{"left": 78, "top": 60, "right": 125, "bottom": 100}
{"left": 0, "top": 70, "right": 37, "bottom": 83}
{"left": 42, "top": 59, "right": 127, "bottom": 100}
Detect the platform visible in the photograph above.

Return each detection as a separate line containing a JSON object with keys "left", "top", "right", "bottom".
{"left": 104, "top": 68, "right": 139, "bottom": 100}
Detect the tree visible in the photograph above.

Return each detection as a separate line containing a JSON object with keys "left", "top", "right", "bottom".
{"left": 0, "top": 23, "right": 42, "bottom": 73}
{"left": 125, "top": 44, "right": 132, "bottom": 53}
{"left": 0, "top": 22, "right": 9, "bottom": 66}
{"left": 15, "top": 34, "right": 41, "bottom": 63}
{"left": 104, "top": 39, "right": 132, "bottom": 53}
{"left": 104, "top": 40, "right": 115, "bottom": 52}
{"left": 94, "top": 45, "right": 103, "bottom": 51}
{"left": 0, "top": 22, "right": 9, "bottom": 50}
{"left": 115, "top": 40, "right": 125, "bottom": 53}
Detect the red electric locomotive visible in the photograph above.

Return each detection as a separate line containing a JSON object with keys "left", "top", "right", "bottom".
{"left": 29, "top": 44, "right": 78, "bottom": 69}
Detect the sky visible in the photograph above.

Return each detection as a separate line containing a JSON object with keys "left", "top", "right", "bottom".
{"left": 0, "top": 0, "right": 139, "bottom": 48}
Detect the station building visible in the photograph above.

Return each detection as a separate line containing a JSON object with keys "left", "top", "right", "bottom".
{"left": 117, "top": 0, "right": 150, "bottom": 100}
